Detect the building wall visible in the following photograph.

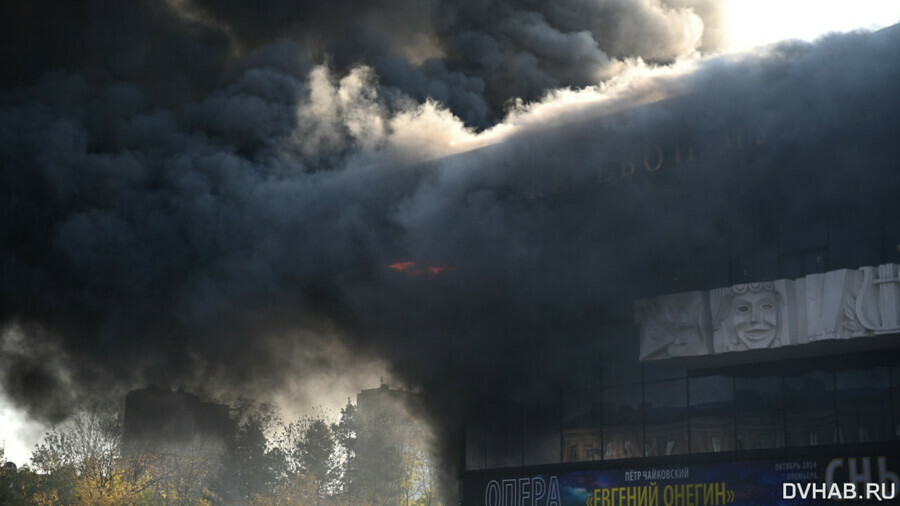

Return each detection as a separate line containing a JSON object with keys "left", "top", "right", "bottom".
{"left": 123, "top": 385, "right": 234, "bottom": 449}
{"left": 465, "top": 349, "right": 900, "bottom": 470}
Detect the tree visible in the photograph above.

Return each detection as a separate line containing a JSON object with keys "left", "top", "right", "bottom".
{"left": 332, "top": 394, "right": 443, "bottom": 505}
{"left": 31, "top": 401, "right": 122, "bottom": 487}
{"left": 219, "top": 401, "right": 286, "bottom": 504}
{"left": 251, "top": 472, "right": 317, "bottom": 506}
{"left": 0, "top": 461, "right": 61, "bottom": 506}
{"left": 27, "top": 402, "right": 160, "bottom": 505}
{"left": 332, "top": 399, "right": 404, "bottom": 505}
{"left": 30, "top": 402, "right": 133, "bottom": 504}
{"left": 133, "top": 438, "right": 223, "bottom": 506}
{"left": 281, "top": 415, "right": 339, "bottom": 505}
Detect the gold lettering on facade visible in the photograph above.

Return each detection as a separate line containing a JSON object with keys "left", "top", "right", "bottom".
{"left": 675, "top": 145, "right": 695, "bottom": 164}
{"left": 645, "top": 146, "right": 663, "bottom": 171}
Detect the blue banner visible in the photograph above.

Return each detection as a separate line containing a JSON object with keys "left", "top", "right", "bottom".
{"left": 471, "top": 454, "right": 900, "bottom": 505}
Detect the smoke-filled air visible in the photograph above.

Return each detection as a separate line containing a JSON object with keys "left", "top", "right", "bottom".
{"left": 1, "top": 0, "right": 899, "bottom": 503}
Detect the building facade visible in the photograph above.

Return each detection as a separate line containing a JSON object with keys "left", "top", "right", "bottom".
{"left": 458, "top": 27, "right": 900, "bottom": 505}
{"left": 123, "top": 385, "right": 234, "bottom": 450}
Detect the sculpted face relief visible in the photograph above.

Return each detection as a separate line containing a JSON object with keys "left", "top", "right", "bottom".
{"left": 709, "top": 280, "right": 792, "bottom": 353}
{"left": 637, "top": 264, "right": 900, "bottom": 360}
{"left": 730, "top": 292, "right": 778, "bottom": 349}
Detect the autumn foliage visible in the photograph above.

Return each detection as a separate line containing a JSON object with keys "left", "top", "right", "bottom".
{"left": 0, "top": 398, "right": 442, "bottom": 505}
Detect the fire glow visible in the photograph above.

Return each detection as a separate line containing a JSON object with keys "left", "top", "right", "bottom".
{"left": 388, "top": 261, "right": 458, "bottom": 280}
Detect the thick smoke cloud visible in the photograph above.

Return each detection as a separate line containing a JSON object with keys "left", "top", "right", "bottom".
{"left": 2, "top": 0, "right": 718, "bottom": 126}
{"left": 2, "top": 0, "right": 900, "bottom": 497}
{"left": 193, "top": 0, "right": 722, "bottom": 126}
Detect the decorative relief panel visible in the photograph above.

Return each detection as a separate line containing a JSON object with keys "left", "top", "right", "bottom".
{"left": 635, "top": 264, "right": 900, "bottom": 361}
{"left": 796, "top": 269, "right": 861, "bottom": 344}
{"left": 855, "top": 263, "right": 900, "bottom": 334}
{"left": 635, "top": 291, "right": 711, "bottom": 361}
{"left": 710, "top": 280, "right": 797, "bottom": 353}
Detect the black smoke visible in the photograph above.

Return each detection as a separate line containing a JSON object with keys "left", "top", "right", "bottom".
{"left": 1, "top": 0, "right": 721, "bottom": 126}
{"left": 2, "top": 0, "right": 900, "bottom": 498}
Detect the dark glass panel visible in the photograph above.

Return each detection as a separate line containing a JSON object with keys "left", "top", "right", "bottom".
{"left": 485, "top": 402, "right": 523, "bottom": 468}
{"left": 785, "top": 371, "right": 836, "bottom": 447}
{"left": 602, "top": 321, "right": 643, "bottom": 386}
{"left": 689, "top": 375, "right": 735, "bottom": 454}
{"left": 735, "top": 375, "right": 784, "bottom": 450}
{"left": 645, "top": 380, "right": 688, "bottom": 457}
{"left": 562, "top": 389, "right": 602, "bottom": 463}
{"left": 602, "top": 384, "right": 643, "bottom": 460}
{"left": 836, "top": 368, "right": 891, "bottom": 444}
{"left": 465, "top": 405, "right": 486, "bottom": 470}
{"left": 524, "top": 401, "right": 561, "bottom": 465}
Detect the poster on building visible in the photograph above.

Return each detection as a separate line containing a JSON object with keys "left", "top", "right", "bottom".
{"left": 471, "top": 454, "right": 900, "bottom": 506}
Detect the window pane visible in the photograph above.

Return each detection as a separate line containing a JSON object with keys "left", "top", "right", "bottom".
{"left": 690, "top": 376, "right": 735, "bottom": 454}
{"left": 465, "top": 405, "right": 486, "bottom": 470}
{"left": 735, "top": 376, "right": 784, "bottom": 450}
{"left": 562, "top": 389, "right": 602, "bottom": 463}
{"left": 836, "top": 368, "right": 891, "bottom": 443}
{"left": 893, "top": 366, "right": 900, "bottom": 439}
{"left": 524, "top": 401, "right": 561, "bottom": 465}
{"left": 785, "top": 371, "right": 835, "bottom": 447}
{"left": 603, "top": 384, "right": 643, "bottom": 460}
{"left": 644, "top": 364, "right": 686, "bottom": 382}
{"left": 485, "top": 403, "right": 523, "bottom": 468}
{"left": 645, "top": 380, "right": 688, "bottom": 457}
{"left": 602, "top": 321, "right": 642, "bottom": 386}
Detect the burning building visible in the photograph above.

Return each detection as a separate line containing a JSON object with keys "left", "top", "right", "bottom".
{"left": 457, "top": 24, "right": 900, "bottom": 506}
{"left": 2, "top": 2, "right": 900, "bottom": 505}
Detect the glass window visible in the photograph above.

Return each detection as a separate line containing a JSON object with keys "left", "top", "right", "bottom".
{"left": 828, "top": 213, "right": 881, "bottom": 270}
{"left": 644, "top": 380, "right": 688, "bottom": 457}
{"left": 836, "top": 368, "right": 891, "bottom": 444}
{"left": 485, "top": 402, "right": 523, "bottom": 468}
{"left": 562, "top": 389, "right": 602, "bottom": 463}
{"left": 465, "top": 405, "right": 486, "bottom": 470}
{"left": 729, "top": 212, "right": 780, "bottom": 283}
{"left": 781, "top": 249, "right": 826, "bottom": 279}
{"left": 893, "top": 366, "right": 900, "bottom": 439}
{"left": 644, "top": 364, "right": 686, "bottom": 382}
{"left": 785, "top": 371, "right": 836, "bottom": 447}
{"left": 524, "top": 401, "right": 561, "bottom": 465}
{"left": 689, "top": 376, "right": 735, "bottom": 454}
{"left": 602, "top": 321, "right": 643, "bottom": 386}
{"left": 602, "top": 384, "right": 643, "bottom": 460}
{"left": 735, "top": 376, "right": 784, "bottom": 450}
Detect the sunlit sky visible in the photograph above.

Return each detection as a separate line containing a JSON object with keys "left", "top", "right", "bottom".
{"left": 2, "top": 1, "right": 899, "bottom": 467}
{"left": 725, "top": 0, "right": 900, "bottom": 51}
{"left": 1, "top": 393, "right": 47, "bottom": 466}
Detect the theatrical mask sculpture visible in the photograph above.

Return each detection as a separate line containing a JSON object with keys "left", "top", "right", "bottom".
{"left": 711, "top": 280, "right": 796, "bottom": 353}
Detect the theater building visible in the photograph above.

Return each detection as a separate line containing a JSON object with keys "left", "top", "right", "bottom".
{"left": 458, "top": 27, "right": 900, "bottom": 506}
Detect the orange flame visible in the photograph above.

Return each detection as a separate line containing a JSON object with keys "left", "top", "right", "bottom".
{"left": 425, "top": 265, "right": 458, "bottom": 279}
{"left": 387, "top": 261, "right": 458, "bottom": 280}
{"left": 388, "top": 261, "right": 416, "bottom": 272}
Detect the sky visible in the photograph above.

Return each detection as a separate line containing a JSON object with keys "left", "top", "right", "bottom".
{"left": 1, "top": 0, "right": 899, "bottom": 473}
{"left": 725, "top": 0, "right": 900, "bottom": 50}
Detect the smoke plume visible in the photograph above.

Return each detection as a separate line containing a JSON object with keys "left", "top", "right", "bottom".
{"left": 2, "top": 0, "right": 900, "bottom": 496}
